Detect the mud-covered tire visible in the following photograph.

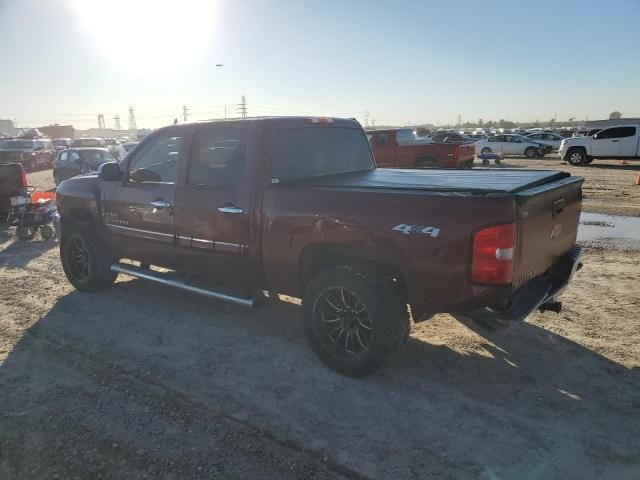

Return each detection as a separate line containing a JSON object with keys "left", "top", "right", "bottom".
{"left": 415, "top": 157, "right": 438, "bottom": 168}
{"left": 302, "top": 265, "right": 410, "bottom": 377}
{"left": 60, "top": 223, "right": 117, "bottom": 292}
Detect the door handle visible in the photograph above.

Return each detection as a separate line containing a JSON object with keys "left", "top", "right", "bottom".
{"left": 150, "top": 200, "right": 171, "bottom": 209}
{"left": 218, "top": 205, "right": 244, "bottom": 214}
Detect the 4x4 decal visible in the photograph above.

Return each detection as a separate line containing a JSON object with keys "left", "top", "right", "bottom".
{"left": 392, "top": 224, "right": 440, "bottom": 237}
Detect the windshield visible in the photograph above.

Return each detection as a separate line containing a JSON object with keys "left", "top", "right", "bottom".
{"left": 272, "top": 127, "right": 374, "bottom": 182}
{"left": 1, "top": 140, "right": 33, "bottom": 149}
{"left": 79, "top": 150, "right": 115, "bottom": 166}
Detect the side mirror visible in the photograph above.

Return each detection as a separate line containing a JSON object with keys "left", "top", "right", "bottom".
{"left": 98, "top": 161, "right": 123, "bottom": 182}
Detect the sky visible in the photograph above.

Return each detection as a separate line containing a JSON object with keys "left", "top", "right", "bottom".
{"left": 1, "top": 0, "right": 639, "bottom": 130}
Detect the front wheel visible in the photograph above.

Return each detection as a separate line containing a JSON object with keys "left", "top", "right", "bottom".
{"left": 524, "top": 147, "right": 537, "bottom": 158}
{"left": 303, "top": 265, "right": 410, "bottom": 377}
{"left": 61, "top": 223, "right": 117, "bottom": 291}
{"left": 567, "top": 149, "right": 586, "bottom": 166}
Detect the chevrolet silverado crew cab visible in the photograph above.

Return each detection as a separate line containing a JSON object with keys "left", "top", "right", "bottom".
{"left": 559, "top": 125, "right": 640, "bottom": 165}
{"left": 0, "top": 138, "right": 56, "bottom": 171}
{"left": 367, "top": 128, "right": 475, "bottom": 168}
{"left": 56, "top": 117, "right": 584, "bottom": 377}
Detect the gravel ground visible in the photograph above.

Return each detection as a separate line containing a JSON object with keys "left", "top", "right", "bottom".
{"left": 1, "top": 165, "right": 639, "bottom": 479}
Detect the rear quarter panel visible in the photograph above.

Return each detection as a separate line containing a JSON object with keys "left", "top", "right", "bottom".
{"left": 261, "top": 185, "right": 517, "bottom": 316}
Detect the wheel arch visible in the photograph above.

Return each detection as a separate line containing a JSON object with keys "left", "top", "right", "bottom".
{"left": 299, "top": 243, "right": 408, "bottom": 302}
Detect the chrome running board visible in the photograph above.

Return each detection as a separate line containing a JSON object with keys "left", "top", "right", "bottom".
{"left": 111, "top": 262, "right": 258, "bottom": 308}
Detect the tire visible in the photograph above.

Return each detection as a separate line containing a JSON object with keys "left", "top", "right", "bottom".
{"left": 53, "top": 171, "right": 61, "bottom": 187}
{"left": 302, "top": 264, "right": 410, "bottom": 377}
{"left": 481, "top": 147, "right": 492, "bottom": 154}
{"left": 60, "top": 223, "right": 117, "bottom": 292}
{"left": 524, "top": 147, "right": 537, "bottom": 158}
{"left": 567, "top": 149, "right": 586, "bottom": 166}
{"left": 415, "top": 157, "right": 438, "bottom": 169}
{"left": 40, "top": 225, "right": 54, "bottom": 240}
{"left": 585, "top": 157, "right": 594, "bottom": 165}
{"left": 17, "top": 225, "right": 38, "bottom": 240}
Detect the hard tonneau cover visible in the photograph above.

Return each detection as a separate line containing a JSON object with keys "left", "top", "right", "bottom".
{"left": 292, "top": 168, "right": 570, "bottom": 194}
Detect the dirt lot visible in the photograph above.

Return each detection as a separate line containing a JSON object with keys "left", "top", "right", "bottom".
{"left": 1, "top": 161, "right": 639, "bottom": 479}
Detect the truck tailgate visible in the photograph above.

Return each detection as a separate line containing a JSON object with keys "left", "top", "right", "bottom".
{"left": 456, "top": 143, "right": 475, "bottom": 162}
{"left": 512, "top": 176, "right": 583, "bottom": 289}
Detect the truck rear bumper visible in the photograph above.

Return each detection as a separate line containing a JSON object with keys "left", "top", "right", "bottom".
{"left": 455, "top": 245, "right": 582, "bottom": 330}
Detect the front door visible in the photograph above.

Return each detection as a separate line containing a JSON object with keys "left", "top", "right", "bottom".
{"left": 174, "top": 122, "right": 253, "bottom": 288}
{"left": 592, "top": 127, "right": 622, "bottom": 157}
{"left": 101, "top": 131, "right": 184, "bottom": 268}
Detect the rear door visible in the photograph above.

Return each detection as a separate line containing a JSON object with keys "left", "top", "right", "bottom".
{"left": 615, "top": 126, "right": 638, "bottom": 157}
{"left": 592, "top": 127, "right": 622, "bottom": 156}
{"left": 173, "top": 122, "right": 254, "bottom": 287}
{"left": 371, "top": 132, "right": 395, "bottom": 167}
{"left": 101, "top": 129, "right": 184, "bottom": 267}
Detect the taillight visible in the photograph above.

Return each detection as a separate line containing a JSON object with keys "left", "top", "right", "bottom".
{"left": 471, "top": 223, "right": 516, "bottom": 285}
{"left": 20, "top": 168, "right": 28, "bottom": 188}
{"left": 308, "top": 117, "right": 334, "bottom": 124}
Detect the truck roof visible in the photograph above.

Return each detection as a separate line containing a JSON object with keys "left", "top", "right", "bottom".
{"left": 161, "top": 116, "right": 361, "bottom": 130}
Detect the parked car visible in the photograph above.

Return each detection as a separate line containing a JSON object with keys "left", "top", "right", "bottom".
{"left": 56, "top": 117, "right": 584, "bottom": 377}
{"left": 368, "top": 128, "right": 475, "bottom": 168}
{"left": 467, "top": 133, "right": 491, "bottom": 141}
{"left": 430, "top": 132, "right": 475, "bottom": 144}
{"left": 73, "top": 137, "right": 105, "bottom": 148}
{"left": 475, "top": 134, "right": 547, "bottom": 158}
{"left": 572, "top": 130, "right": 590, "bottom": 137}
{"left": 53, "top": 148, "right": 116, "bottom": 186}
{"left": 0, "top": 138, "right": 56, "bottom": 171}
{"left": 114, "top": 142, "right": 138, "bottom": 161}
{"left": 526, "top": 132, "right": 564, "bottom": 150}
{"left": 53, "top": 138, "right": 73, "bottom": 152}
{"left": 0, "top": 162, "right": 29, "bottom": 220}
{"left": 559, "top": 125, "right": 640, "bottom": 166}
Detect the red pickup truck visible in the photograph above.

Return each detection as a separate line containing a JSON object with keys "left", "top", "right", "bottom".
{"left": 367, "top": 128, "right": 475, "bottom": 168}
{"left": 56, "top": 117, "right": 583, "bottom": 377}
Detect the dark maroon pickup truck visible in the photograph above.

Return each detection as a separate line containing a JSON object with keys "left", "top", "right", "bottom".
{"left": 56, "top": 117, "right": 584, "bottom": 377}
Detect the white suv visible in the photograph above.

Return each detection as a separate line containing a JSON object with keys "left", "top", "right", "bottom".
{"left": 559, "top": 125, "right": 640, "bottom": 165}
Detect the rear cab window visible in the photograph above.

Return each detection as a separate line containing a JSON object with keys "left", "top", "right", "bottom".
{"left": 271, "top": 127, "right": 374, "bottom": 183}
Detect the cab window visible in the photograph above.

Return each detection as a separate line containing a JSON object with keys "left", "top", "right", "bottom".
{"left": 128, "top": 135, "right": 182, "bottom": 184}
{"left": 187, "top": 126, "right": 247, "bottom": 187}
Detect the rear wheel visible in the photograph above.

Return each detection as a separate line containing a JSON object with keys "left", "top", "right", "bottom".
{"left": 17, "top": 225, "right": 39, "bottom": 240}
{"left": 481, "top": 147, "right": 492, "bottom": 154}
{"left": 524, "top": 147, "right": 537, "bottom": 158}
{"left": 61, "top": 223, "right": 117, "bottom": 291}
{"left": 303, "top": 265, "right": 410, "bottom": 377}
{"left": 567, "top": 149, "right": 586, "bottom": 166}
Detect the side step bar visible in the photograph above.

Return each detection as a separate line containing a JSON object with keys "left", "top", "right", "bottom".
{"left": 110, "top": 263, "right": 258, "bottom": 308}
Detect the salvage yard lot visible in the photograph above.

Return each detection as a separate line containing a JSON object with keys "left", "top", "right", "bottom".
{"left": 1, "top": 159, "right": 639, "bottom": 479}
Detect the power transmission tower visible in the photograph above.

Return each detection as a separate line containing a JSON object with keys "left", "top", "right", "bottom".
{"left": 457, "top": 114, "right": 462, "bottom": 127}
{"left": 182, "top": 105, "right": 189, "bottom": 122}
{"left": 128, "top": 107, "right": 137, "bottom": 131}
{"left": 97, "top": 114, "right": 105, "bottom": 129}
{"left": 114, "top": 115, "right": 121, "bottom": 130}
{"left": 237, "top": 96, "right": 247, "bottom": 118}
{"left": 364, "top": 111, "right": 370, "bottom": 128}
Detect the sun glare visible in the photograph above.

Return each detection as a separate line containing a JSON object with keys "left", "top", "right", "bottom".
{"left": 73, "top": 0, "right": 215, "bottom": 73}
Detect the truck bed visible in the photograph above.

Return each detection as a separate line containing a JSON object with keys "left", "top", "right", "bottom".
{"left": 293, "top": 168, "right": 569, "bottom": 194}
